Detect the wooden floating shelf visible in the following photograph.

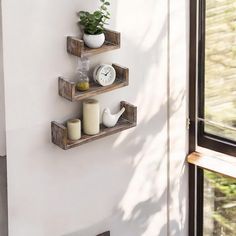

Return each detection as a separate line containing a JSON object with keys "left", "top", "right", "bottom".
{"left": 67, "top": 29, "right": 120, "bottom": 57}
{"left": 97, "top": 232, "right": 110, "bottom": 236}
{"left": 59, "top": 64, "right": 129, "bottom": 102}
{"left": 51, "top": 101, "right": 137, "bottom": 150}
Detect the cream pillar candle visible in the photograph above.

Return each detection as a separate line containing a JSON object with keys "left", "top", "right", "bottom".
{"left": 67, "top": 119, "right": 81, "bottom": 141}
{"left": 83, "top": 99, "right": 100, "bottom": 135}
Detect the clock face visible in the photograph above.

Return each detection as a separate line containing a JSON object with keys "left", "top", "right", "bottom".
{"left": 94, "top": 64, "right": 116, "bottom": 86}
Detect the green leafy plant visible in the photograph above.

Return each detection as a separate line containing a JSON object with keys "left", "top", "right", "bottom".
{"left": 78, "top": 0, "right": 111, "bottom": 35}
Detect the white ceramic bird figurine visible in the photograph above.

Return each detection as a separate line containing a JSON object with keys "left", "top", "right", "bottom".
{"left": 102, "top": 107, "right": 126, "bottom": 128}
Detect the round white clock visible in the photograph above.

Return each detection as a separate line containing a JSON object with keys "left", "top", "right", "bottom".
{"left": 93, "top": 64, "right": 116, "bottom": 86}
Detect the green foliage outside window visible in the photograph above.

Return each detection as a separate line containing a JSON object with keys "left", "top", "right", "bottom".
{"left": 204, "top": 170, "right": 236, "bottom": 235}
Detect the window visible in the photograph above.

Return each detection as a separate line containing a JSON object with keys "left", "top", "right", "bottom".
{"left": 197, "top": 0, "right": 236, "bottom": 156}
{"left": 203, "top": 170, "right": 236, "bottom": 236}
{"left": 189, "top": 0, "right": 236, "bottom": 235}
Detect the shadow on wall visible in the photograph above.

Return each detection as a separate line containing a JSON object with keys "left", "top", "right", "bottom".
{"left": 62, "top": 0, "right": 187, "bottom": 235}
{"left": 62, "top": 92, "right": 186, "bottom": 236}
{"left": 63, "top": 195, "right": 167, "bottom": 236}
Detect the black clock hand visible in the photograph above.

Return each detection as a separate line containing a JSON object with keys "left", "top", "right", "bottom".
{"left": 105, "top": 69, "right": 111, "bottom": 76}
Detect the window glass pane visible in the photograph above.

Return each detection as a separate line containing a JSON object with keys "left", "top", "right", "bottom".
{"left": 203, "top": 170, "right": 236, "bottom": 236}
{"left": 204, "top": 0, "right": 236, "bottom": 141}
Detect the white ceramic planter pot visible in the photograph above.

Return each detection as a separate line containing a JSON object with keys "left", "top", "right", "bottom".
{"left": 83, "top": 33, "right": 105, "bottom": 49}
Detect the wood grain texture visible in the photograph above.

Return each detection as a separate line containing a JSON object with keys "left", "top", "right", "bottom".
{"left": 67, "top": 29, "right": 120, "bottom": 57}
{"left": 67, "top": 36, "right": 84, "bottom": 57}
{"left": 58, "top": 77, "right": 76, "bottom": 101}
{"left": 96, "top": 231, "right": 110, "bottom": 236}
{"left": 113, "top": 63, "right": 129, "bottom": 83}
{"left": 58, "top": 64, "right": 129, "bottom": 102}
{"left": 104, "top": 29, "right": 120, "bottom": 45}
{"left": 51, "top": 122, "right": 68, "bottom": 150}
{"left": 120, "top": 101, "right": 137, "bottom": 124}
{"left": 187, "top": 152, "right": 236, "bottom": 178}
{"left": 51, "top": 101, "right": 137, "bottom": 150}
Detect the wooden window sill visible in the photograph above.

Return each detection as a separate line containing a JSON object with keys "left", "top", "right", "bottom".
{"left": 187, "top": 152, "right": 236, "bottom": 179}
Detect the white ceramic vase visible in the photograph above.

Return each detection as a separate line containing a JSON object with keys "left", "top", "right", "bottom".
{"left": 83, "top": 33, "right": 105, "bottom": 49}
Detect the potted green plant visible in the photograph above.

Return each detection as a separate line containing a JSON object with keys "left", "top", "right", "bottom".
{"left": 78, "top": 0, "right": 111, "bottom": 49}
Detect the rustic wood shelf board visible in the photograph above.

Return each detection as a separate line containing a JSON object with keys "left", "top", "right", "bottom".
{"left": 59, "top": 64, "right": 129, "bottom": 102}
{"left": 96, "top": 232, "right": 110, "bottom": 236}
{"left": 51, "top": 101, "right": 137, "bottom": 150}
{"left": 67, "top": 29, "right": 120, "bottom": 57}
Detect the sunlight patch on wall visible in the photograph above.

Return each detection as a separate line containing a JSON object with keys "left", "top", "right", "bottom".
{"left": 113, "top": 56, "right": 167, "bottom": 148}
{"left": 115, "top": 0, "right": 165, "bottom": 51}
{"left": 117, "top": 133, "right": 167, "bottom": 216}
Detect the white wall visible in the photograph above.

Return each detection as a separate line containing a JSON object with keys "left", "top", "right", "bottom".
{"left": 0, "top": 0, "right": 6, "bottom": 156}
{"left": 1, "top": 0, "right": 188, "bottom": 235}
{"left": 168, "top": 0, "right": 189, "bottom": 235}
